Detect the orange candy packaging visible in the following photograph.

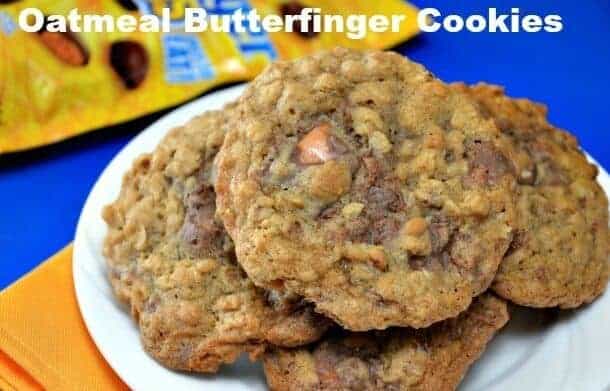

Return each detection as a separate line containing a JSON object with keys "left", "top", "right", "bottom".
{"left": 0, "top": 0, "right": 418, "bottom": 153}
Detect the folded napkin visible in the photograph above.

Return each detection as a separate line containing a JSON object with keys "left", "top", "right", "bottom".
{"left": 0, "top": 245, "right": 129, "bottom": 390}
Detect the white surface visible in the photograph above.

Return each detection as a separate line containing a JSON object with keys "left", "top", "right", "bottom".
{"left": 73, "top": 84, "right": 610, "bottom": 391}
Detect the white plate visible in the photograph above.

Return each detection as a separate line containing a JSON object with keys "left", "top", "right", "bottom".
{"left": 74, "top": 84, "right": 610, "bottom": 391}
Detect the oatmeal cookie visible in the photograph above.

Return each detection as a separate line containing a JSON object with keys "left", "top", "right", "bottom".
{"left": 102, "top": 108, "right": 329, "bottom": 373}
{"left": 454, "top": 83, "right": 610, "bottom": 308}
{"left": 263, "top": 293, "right": 509, "bottom": 391}
{"left": 215, "top": 48, "right": 517, "bottom": 330}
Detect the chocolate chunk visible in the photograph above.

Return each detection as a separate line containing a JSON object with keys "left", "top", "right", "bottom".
{"left": 367, "top": 186, "right": 402, "bottom": 213}
{"left": 312, "top": 335, "right": 383, "bottom": 389}
{"left": 369, "top": 217, "right": 401, "bottom": 245}
{"left": 465, "top": 140, "right": 511, "bottom": 186}
{"left": 110, "top": 40, "right": 149, "bottom": 89}
{"left": 428, "top": 215, "right": 453, "bottom": 254}
{"left": 180, "top": 185, "right": 225, "bottom": 258}
{"left": 325, "top": 157, "right": 405, "bottom": 245}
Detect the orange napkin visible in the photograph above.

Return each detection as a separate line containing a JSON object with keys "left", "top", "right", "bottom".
{"left": 0, "top": 245, "right": 129, "bottom": 390}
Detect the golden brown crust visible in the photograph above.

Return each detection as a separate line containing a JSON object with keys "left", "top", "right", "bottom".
{"left": 102, "top": 108, "right": 329, "bottom": 373}
{"left": 215, "top": 48, "right": 517, "bottom": 330}
{"left": 454, "top": 83, "right": 610, "bottom": 308}
{"left": 263, "top": 294, "right": 509, "bottom": 391}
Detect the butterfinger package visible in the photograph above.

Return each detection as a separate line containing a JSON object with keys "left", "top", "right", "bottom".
{"left": 0, "top": 1, "right": 419, "bottom": 154}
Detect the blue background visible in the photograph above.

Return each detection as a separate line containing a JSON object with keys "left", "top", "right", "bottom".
{"left": 1, "top": 0, "right": 609, "bottom": 289}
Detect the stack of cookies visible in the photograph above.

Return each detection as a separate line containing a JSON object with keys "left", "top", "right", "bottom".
{"left": 102, "top": 48, "right": 609, "bottom": 390}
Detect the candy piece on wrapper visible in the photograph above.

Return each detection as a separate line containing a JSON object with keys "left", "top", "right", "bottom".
{"left": 110, "top": 41, "right": 149, "bottom": 89}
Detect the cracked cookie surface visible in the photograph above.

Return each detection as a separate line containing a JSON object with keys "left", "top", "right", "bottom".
{"left": 215, "top": 48, "right": 517, "bottom": 330}
{"left": 263, "top": 293, "right": 509, "bottom": 391}
{"left": 455, "top": 83, "right": 610, "bottom": 308}
{"left": 103, "top": 108, "right": 329, "bottom": 373}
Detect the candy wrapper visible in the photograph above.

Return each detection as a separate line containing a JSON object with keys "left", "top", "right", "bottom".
{"left": 0, "top": 0, "right": 418, "bottom": 153}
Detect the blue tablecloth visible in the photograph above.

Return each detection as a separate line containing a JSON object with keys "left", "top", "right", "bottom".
{"left": 1, "top": 0, "right": 609, "bottom": 289}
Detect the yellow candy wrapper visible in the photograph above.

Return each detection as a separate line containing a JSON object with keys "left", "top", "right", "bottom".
{"left": 0, "top": 0, "right": 418, "bottom": 154}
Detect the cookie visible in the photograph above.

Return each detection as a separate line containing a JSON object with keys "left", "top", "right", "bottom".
{"left": 454, "top": 83, "right": 610, "bottom": 308}
{"left": 102, "top": 108, "right": 330, "bottom": 373}
{"left": 263, "top": 293, "right": 509, "bottom": 391}
{"left": 215, "top": 48, "right": 517, "bottom": 330}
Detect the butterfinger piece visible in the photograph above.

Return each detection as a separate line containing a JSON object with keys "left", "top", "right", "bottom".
{"left": 296, "top": 124, "right": 339, "bottom": 165}
{"left": 264, "top": 294, "right": 509, "bottom": 391}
